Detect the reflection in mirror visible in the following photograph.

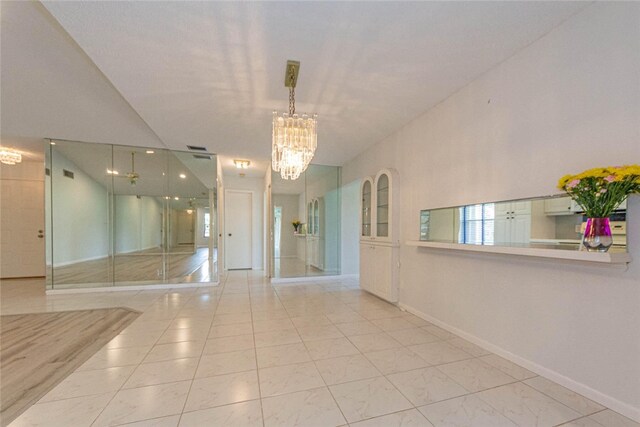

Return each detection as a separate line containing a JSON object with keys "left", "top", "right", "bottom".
{"left": 271, "top": 165, "right": 341, "bottom": 278}
{"left": 419, "top": 195, "right": 627, "bottom": 251}
{"left": 46, "top": 139, "right": 218, "bottom": 290}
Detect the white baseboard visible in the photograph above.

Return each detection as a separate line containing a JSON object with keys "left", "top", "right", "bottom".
{"left": 398, "top": 302, "right": 640, "bottom": 423}
{"left": 51, "top": 254, "right": 106, "bottom": 267}
{"left": 46, "top": 281, "right": 219, "bottom": 295}
{"left": 270, "top": 274, "right": 357, "bottom": 284}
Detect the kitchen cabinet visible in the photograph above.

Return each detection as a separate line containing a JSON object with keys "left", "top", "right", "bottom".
{"left": 360, "top": 168, "right": 399, "bottom": 302}
{"left": 544, "top": 197, "right": 583, "bottom": 215}
{"left": 495, "top": 201, "right": 531, "bottom": 244}
{"left": 545, "top": 196, "right": 627, "bottom": 216}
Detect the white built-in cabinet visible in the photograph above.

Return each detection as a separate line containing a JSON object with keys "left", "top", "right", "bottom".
{"left": 494, "top": 201, "right": 531, "bottom": 244}
{"left": 360, "top": 169, "right": 399, "bottom": 302}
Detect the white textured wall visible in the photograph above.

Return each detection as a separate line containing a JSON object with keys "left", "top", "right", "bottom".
{"left": 343, "top": 3, "right": 640, "bottom": 420}
{"left": 340, "top": 179, "right": 360, "bottom": 275}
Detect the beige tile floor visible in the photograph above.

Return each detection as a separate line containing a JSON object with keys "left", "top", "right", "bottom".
{"left": 3, "top": 273, "right": 638, "bottom": 427}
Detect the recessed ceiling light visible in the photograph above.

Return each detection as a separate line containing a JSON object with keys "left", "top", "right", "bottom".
{"left": 107, "top": 169, "right": 119, "bottom": 175}
{"left": 234, "top": 159, "right": 250, "bottom": 169}
{"left": 146, "top": 150, "right": 155, "bottom": 154}
{"left": 179, "top": 173, "right": 187, "bottom": 179}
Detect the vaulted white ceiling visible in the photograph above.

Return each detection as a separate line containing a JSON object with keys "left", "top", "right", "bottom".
{"left": 2, "top": 1, "right": 586, "bottom": 177}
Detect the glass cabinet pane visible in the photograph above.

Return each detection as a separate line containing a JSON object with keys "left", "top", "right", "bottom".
{"left": 313, "top": 200, "right": 319, "bottom": 235}
{"left": 376, "top": 174, "right": 389, "bottom": 237}
{"left": 362, "top": 181, "right": 371, "bottom": 236}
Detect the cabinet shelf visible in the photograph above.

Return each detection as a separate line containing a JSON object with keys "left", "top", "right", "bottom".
{"left": 406, "top": 240, "right": 631, "bottom": 264}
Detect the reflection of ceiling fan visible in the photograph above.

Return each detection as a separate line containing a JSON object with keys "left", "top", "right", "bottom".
{"left": 113, "top": 152, "right": 140, "bottom": 186}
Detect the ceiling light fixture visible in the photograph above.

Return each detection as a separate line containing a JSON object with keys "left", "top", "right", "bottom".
{"left": 146, "top": 150, "right": 155, "bottom": 154}
{"left": 234, "top": 159, "right": 250, "bottom": 169}
{"left": 107, "top": 169, "right": 119, "bottom": 175}
{"left": 272, "top": 60, "right": 317, "bottom": 180}
{"left": 179, "top": 173, "right": 187, "bottom": 179}
{"left": 0, "top": 148, "right": 22, "bottom": 165}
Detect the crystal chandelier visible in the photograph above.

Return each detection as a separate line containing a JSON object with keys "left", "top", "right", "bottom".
{"left": 0, "top": 148, "right": 22, "bottom": 165}
{"left": 272, "top": 60, "right": 317, "bottom": 180}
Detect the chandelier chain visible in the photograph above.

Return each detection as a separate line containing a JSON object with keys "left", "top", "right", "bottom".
{"left": 289, "top": 87, "right": 295, "bottom": 115}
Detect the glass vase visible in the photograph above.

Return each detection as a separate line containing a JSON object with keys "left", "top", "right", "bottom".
{"left": 582, "top": 218, "right": 613, "bottom": 252}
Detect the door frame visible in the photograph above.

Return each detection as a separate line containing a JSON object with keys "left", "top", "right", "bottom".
{"left": 224, "top": 189, "right": 253, "bottom": 270}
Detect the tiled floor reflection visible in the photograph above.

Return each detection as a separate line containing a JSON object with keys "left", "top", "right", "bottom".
{"left": 2, "top": 274, "right": 638, "bottom": 427}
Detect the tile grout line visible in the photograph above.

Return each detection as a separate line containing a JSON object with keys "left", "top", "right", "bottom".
{"left": 175, "top": 271, "right": 226, "bottom": 426}
{"left": 246, "top": 271, "right": 267, "bottom": 427}
{"left": 87, "top": 293, "right": 170, "bottom": 427}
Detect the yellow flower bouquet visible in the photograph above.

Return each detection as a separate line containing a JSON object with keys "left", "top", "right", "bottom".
{"left": 558, "top": 165, "right": 640, "bottom": 218}
{"left": 292, "top": 219, "right": 301, "bottom": 232}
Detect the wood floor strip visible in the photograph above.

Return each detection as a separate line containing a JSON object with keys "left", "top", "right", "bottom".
{"left": 0, "top": 308, "right": 140, "bottom": 426}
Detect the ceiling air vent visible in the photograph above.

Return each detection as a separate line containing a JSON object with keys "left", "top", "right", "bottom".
{"left": 193, "top": 154, "right": 211, "bottom": 160}
{"left": 63, "top": 169, "right": 74, "bottom": 179}
{"left": 187, "top": 145, "right": 207, "bottom": 152}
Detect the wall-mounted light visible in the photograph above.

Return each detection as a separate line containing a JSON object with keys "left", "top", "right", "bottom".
{"left": 234, "top": 159, "right": 250, "bottom": 169}
{"left": 186, "top": 209, "right": 193, "bottom": 215}
{"left": 174, "top": 197, "right": 179, "bottom": 200}
{"left": 164, "top": 196, "right": 170, "bottom": 200}
{"left": 107, "top": 169, "right": 119, "bottom": 175}
{"left": 179, "top": 173, "right": 187, "bottom": 179}
{"left": 0, "top": 148, "right": 22, "bottom": 165}
{"left": 146, "top": 150, "right": 155, "bottom": 154}
{"left": 50, "top": 141, "right": 56, "bottom": 146}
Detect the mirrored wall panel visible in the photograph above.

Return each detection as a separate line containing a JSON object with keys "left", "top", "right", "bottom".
{"left": 271, "top": 165, "right": 341, "bottom": 278}
{"left": 420, "top": 195, "right": 627, "bottom": 251}
{"left": 45, "top": 139, "right": 218, "bottom": 290}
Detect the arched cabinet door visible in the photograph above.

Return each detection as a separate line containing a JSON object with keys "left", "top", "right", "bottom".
{"left": 307, "top": 202, "right": 313, "bottom": 235}
{"left": 374, "top": 168, "right": 398, "bottom": 243}
{"left": 360, "top": 168, "right": 399, "bottom": 303}
{"left": 313, "top": 199, "right": 319, "bottom": 235}
{"left": 360, "top": 178, "right": 374, "bottom": 239}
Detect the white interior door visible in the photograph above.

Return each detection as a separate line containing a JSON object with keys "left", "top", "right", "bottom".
{"left": 225, "top": 190, "right": 252, "bottom": 270}
{"left": 0, "top": 169, "right": 45, "bottom": 278}
{"left": 176, "top": 210, "right": 194, "bottom": 245}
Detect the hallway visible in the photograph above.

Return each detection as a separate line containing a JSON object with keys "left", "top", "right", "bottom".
{"left": 3, "top": 273, "right": 635, "bottom": 427}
